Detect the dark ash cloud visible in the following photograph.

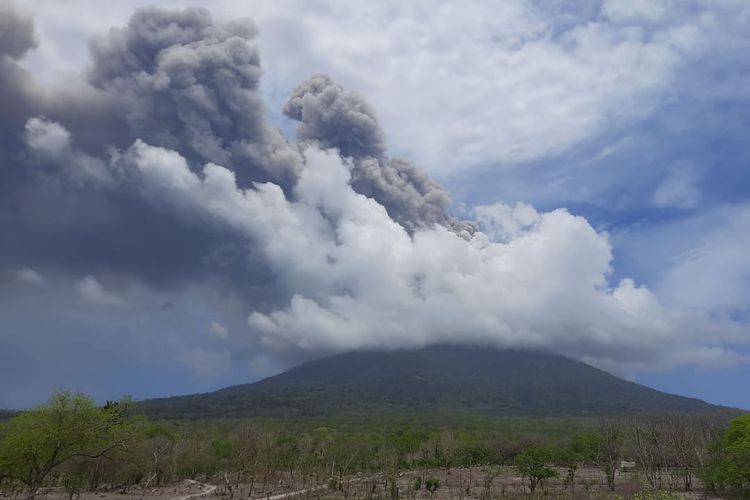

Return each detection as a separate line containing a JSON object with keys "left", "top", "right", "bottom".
{"left": 0, "top": 0, "right": 37, "bottom": 59}
{"left": 284, "top": 74, "right": 387, "bottom": 160}
{"left": 88, "top": 6, "right": 302, "bottom": 187}
{"left": 285, "top": 74, "right": 454, "bottom": 230}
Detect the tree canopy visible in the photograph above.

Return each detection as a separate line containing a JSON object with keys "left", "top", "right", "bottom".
{"left": 704, "top": 414, "right": 750, "bottom": 495}
{"left": 0, "top": 391, "right": 134, "bottom": 498}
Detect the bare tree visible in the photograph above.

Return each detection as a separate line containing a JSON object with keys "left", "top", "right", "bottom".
{"left": 223, "top": 425, "right": 263, "bottom": 499}
{"left": 628, "top": 415, "right": 669, "bottom": 490}
{"left": 139, "top": 437, "right": 174, "bottom": 499}
{"left": 481, "top": 464, "right": 501, "bottom": 500}
{"left": 434, "top": 431, "right": 456, "bottom": 483}
{"left": 656, "top": 413, "right": 725, "bottom": 492}
{"left": 599, "top": 418, "right": 624, "bottom": 491}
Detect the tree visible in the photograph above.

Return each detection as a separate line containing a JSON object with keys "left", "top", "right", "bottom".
{"left": 514, "top": 446, "right": 558, "bottom": 492}
{"left": 703, "top": 414, "right": 750, "bottom": 495}
{"left": 433, "top": 430, "right": 456, "bottom": 482}
{"left": 424, "top": 477, "right": 440, "bottom": 499}
{"left": 59, "top": 457, "right": 89, "bottom": 500}
{"left": 132, "top": 423, "right": 178, "bottom": 497}
{"left": 221, "top": 425, "right": 265, "bottom": 499}
{"left": 660, "top": 413, "right": 716, "bottom": 491}
{"left": 480, "top": 464, "right": 502, "bottom": 500}
{"left": 571, "top": 431, "right": 602, "bottom": 465}
{"left": 0, "top": 391, "right": 133, "bottom": 499}
{"left": 627, "top": 415, "right": 672, "bottom": 490}
{"left": 599, "top": 418, "right": 624, "bottom": 491}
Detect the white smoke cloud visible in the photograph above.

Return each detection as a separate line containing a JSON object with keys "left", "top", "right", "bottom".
{"left": 126, "top": 139, "right": 746, "bottom": 372}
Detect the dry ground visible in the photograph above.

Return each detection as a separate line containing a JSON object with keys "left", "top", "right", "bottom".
{"left": 22, "top": 466, "right": 728, "bottom": 500}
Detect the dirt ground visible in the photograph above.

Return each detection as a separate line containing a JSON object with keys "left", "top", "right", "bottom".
{"left": 318, "top": 466, "right": 724, "bottom": 499}
{"left": 23, "top": 466, "right": 727, "bottom": 500}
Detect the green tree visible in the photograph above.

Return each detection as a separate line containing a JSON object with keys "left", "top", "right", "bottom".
{"left": 0, "top": 391, "right": 133, "bottom": 499}
{"left": 571, "top": 431, "right": 602, "bottom": 464}
{"left": 703, "top": 414, "right": 750, "bottom": 495}
{"left": 514, "top": 446, "right": 558, "bottom": 492}
{"left": 424, "top": 477, "right": 440, "bottom": 499}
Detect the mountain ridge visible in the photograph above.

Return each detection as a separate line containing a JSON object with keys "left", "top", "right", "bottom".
{"left": 140, "top": 346, "right": 726, "bottom": 419}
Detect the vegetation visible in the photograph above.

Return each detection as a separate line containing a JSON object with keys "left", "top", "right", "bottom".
{"left": 0, "top": 392, "right": 134, "bottom": 498}
{"left": 513, "top": 446, "right": 558, "bottom": 492}
{"left": 702, "top": 414, "right": 750, "bottom": 496}
{"left": 139, "top": 346, "right": 722, "bottom": 419}
{"left": 424, "top": 477, "right": 440, "bottom": 498}
{"left": 0, "top": 388, "right": 746, "bottom": 499}
{"left": 600, "top": 418, "right": 625, "bottom": 491}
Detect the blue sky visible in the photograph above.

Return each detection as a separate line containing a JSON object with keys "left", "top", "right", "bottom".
{"left": 1, "top": 0, "right": 749, "bottom": 409}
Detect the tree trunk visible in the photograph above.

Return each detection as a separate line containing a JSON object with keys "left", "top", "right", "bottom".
{"left": 26, "top": 482, "right": 38, "bottom": 500}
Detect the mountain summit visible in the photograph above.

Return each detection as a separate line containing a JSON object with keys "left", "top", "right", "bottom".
{"left": 141, "top": 346, "right": 720, "bottom": 419}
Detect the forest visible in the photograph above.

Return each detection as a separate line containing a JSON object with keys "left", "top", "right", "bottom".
{"left": 1, "top": 392, "right": 749, "bottom": 500}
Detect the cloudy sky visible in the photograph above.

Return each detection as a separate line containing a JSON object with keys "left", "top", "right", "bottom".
{"left": 2, "top": 0, "right": 750, "bottom": 409}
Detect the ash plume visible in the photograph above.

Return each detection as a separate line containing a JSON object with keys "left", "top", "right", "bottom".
{"left": 285, "top": 75, "right": 454, "bottom": 230}
{"left": 0, "top": 1, "right": 744, "bottom": 380}
{"left": 88, "top": 6, "right": 302, "bottom": 186}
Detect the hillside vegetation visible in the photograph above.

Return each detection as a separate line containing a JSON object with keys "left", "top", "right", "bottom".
{"left": 140, "top": 346, "right": 722, "bottom": 420}
{"left": 1, "top": 391, "right": 749, "bottom": 499}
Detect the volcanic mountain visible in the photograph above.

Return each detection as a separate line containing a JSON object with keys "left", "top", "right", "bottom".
{"left": 140, "top": 346, "right": 722, "bottom": 419}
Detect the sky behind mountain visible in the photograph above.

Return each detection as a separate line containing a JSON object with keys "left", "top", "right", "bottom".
{"left": 1, "top": 0, "right": 749, "bottom": 409}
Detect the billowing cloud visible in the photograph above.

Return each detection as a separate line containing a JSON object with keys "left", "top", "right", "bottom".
{"left": 87, "top": 6, "right": 302, "bottom": 186}
{"left": 0, "top": 0, "right": 38, "bottom": 161}
{"left": 127, "top": 140, "right": 745, "bottom": 371}
{"left": 0, "top": 0, "right": 37, "bottom": 59}
{"left": 284, "top": 74, "right": 454, "bottom": 230}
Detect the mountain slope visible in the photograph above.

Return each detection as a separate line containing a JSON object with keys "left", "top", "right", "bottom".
{"left": 140, "top": 346, "right": 721, "bottom": 419}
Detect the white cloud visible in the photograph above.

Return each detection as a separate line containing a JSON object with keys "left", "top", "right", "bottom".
{"left": 15, "top": 267, "right": 45, "bottom": 284}
{"left": 128, "top": 140, "right": 747, "bottom": 372}
{"left": 254, "top": 0, "right": 698, "bottom": 174}
{"left": 656, "top": 204, "right": 750, "bottom": 313}
{"left": 179, "top": 348, "right": 231, "bottom": 377}
{"left": 25, "top": 116, "right": 71, "bottom": 155}
{"left": 603, "top": 0, "right": 666, "bottom": 23}
{"left": 209, "top": 320, "right": 229, "bottom": 339}
{"left": 76, "top": 276, "right": 125, "bottom": 306}
{"left": 23, "top": 0, "right": 743, "bottom": 176}
{"left": 473, "top": 202, "right": 540, "bottom": 243}
{"left": 652, "top": 167, "right": 700, "bottom": 208}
